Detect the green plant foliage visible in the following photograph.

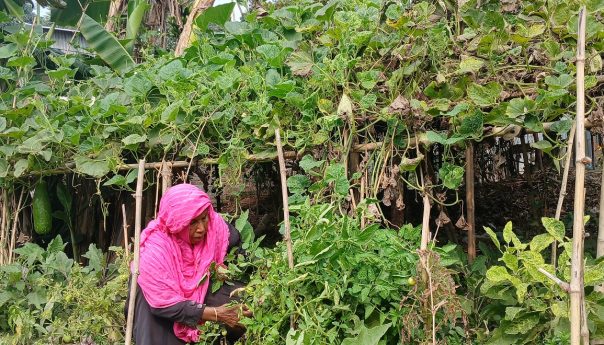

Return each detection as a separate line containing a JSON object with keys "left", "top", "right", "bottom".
{"left": 0, "top": 236, "right": 128, "bottom": 344}
{"left": 226, "top": 202, "right": 463, "bottom": 344}
{"left": 0, "top": 0, "right": 600, "bottom": 185}
{"left": 479, "top": 219, "right": 604, "bottom": 344}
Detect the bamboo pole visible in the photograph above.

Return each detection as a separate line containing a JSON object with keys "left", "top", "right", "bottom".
{"left": 274, "top": 129, "right": 294, "bottom": 270}
{"left": 465, "top": 143, "right": 476, "bottom": 263}
{"left": 552, "top": 123, "right": 576, "bottom": 267}
{"left": 570, "top": 8, "right": 587, "bottom": 344}
{"left": 125, "top": 159, "right": 146, "bottom": 345}
{"left": 122, "top": 204, "right": 129, "bottom": 257}
{"left": 7, "top": 190, "right": 24, "bottom": 264}
{"left": 598, "top": 162, "right": 604, "bottom": 293}
{"left": 275, "top": 128, "right": 296, "bottom": 329}
{"left": 0, "top": 190, "right": 7, "bottom": 265}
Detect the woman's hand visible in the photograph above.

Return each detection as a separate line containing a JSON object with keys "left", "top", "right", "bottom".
{"left": 213, "top": 304, "right": 253, "bottom": 328}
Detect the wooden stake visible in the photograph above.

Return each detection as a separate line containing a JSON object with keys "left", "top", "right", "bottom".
{"left": 125, "top": 159, "right": 145, "bottom": 345}
{"left": 421, "top": 193, "right": 431, "bottom": 251}
{"left": 0, "top": 190, "right": 7, "bottom": 265}
{"left": 122, "top": 204, "right": 129, "bottom": 257}
{"left": 570, "top": 8, "right": 588, "bottom": 345}
{"left": 552, "top": 123, "right": 576, "bottom": 267}
{"left": 275, "top": 129, "right": 294, "bottom": 270}
{"left": 597, "top": 158, "right": 604, "bottom": 281}
{"left": 465, "top": 143, "right": 476, "bottom": 263}
{"left": 7, "top": 190, "right": 24, "bottom": 264}
{"left": 161, "top": 161, "right": 173, "bottom": 194}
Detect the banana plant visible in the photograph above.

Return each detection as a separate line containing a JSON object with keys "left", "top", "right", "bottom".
{"left": 125, "top": 0, "right": 149, "bottom": 53}
{"left": 79, "top": 13, "right": 134, "bottom": 75}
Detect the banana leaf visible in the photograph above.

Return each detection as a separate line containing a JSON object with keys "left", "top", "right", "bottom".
{"left": 79, "top": 14, "right": 134, "bottom": 75}
{"left": 50, "top": 0, "right": 110, "bottom": 26}
{"left": 1, "top": 0, "right": 24, "bottom": 20}
{"left": 125, "top": 0, "right": 149, "bottom": 53}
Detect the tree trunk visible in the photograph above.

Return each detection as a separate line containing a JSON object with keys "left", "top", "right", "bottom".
{"left": 105, "top": 0, "right": 125, "bottom": 33}
{"left": 174, "top": 0, "right": 216, "bottom": 57}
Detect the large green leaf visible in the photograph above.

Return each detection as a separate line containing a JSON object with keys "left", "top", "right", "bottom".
{"left": 50, "top": 0, "right": 110, "bottom": 26}
{"left": 1, "top": 0, "right": 23, "bottom": 20}
{"left": 341, "top": 323, "right": 391, "bottom": 345}
{"left": 125, "top": 0, "right": 149, "bottom": 53}
{"left": 195, "top": 2, "right": 235, "bottom": 30}
{"left": 79, "top": 14, "right": 134, "bottom": 75}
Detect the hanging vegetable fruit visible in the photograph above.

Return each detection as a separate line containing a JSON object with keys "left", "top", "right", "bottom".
{"left": 33, "top": 180, "right": 52, "bottom": 235}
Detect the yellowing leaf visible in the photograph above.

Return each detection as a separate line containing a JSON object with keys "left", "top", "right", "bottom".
{"left": 457, "top": 56, "right": 484, "bottom": 74}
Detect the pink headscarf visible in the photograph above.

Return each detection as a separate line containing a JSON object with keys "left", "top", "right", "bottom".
{"left": 134, "top": 183, "right": 230, "bottom": 342}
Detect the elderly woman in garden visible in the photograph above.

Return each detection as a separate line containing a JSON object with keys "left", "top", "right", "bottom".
{"left": 125, "top": 183, "right": 252, "bottom": 345}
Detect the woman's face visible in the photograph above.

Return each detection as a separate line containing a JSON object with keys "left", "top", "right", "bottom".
{"left": 188, "top": 209, "right": 210, "bottom": 245}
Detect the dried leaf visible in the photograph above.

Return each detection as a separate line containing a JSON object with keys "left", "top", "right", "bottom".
{"left": 456, "top": 215, "right": 471, "bottom": 231}
{"left": 388, "top": 95, "right": 410, "bottom": 114}
{"left": 436, "top": 210, "right": 451, "bottom": 227}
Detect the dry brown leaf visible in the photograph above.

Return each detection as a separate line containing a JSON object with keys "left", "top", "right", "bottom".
{"left": 455, "top": 215, "right": 471, "bottom": 231}
{"left": 388, "top": 95, "right": 411, "bottom": 114}
{"left": 436, "top": 210, "right": 451, "bottom": 228}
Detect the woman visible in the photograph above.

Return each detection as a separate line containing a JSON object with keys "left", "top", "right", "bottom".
{"left": 126, "top": 183, "right": 252, "bottom": 344}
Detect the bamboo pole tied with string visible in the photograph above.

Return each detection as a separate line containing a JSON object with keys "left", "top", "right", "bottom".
{"left": 125, "top": 160, "right": 146, "bottom": 345}
{"left": 569, "top": 7, "right": 589, "bottom": 345}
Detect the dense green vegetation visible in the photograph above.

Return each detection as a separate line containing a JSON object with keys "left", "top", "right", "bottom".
{"left": 1, "top": 0, "right": 604, "bottom": 344}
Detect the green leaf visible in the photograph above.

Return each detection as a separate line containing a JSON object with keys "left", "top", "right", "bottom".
{"left": 467, "top": 82, "right": 501, "bottom": 107}
{"left": 542, "top": 217, "right": 565, "bottom": 242}
{"left": 0, "top": 158, "right": 8, "bottom": 178}
{"left": 195, "top": 2, "right": 235, "bottom": 30}
{"left": 103, "top": 175, "right": 127, "bottom": 187}
{"left": 80, "top": 14, "right": 134, "bottom": 75}
{"left": 74, "top": 156, "right": 111, "bottom": 178}
{"left": 524, "top": 115, "right": 543, "bottom": 133}
{"left": 550, "top": 119, "right": 572, "bottom": 135}
{"left": 502, "top": 221, "right": 519, "bottom": 245}
{"left": 484, "top": 226, "right": 501, "bottom": 250}
{"left": 505, "top": 307, "right": 524, "bottom": 321}
{"left": 82, "top": 243, "right": 104, "bottom": 275}
{"left": 0, "top": 66, "right": 15, "bottom": 80}
{"left": 486, "top": 266, "right": 511, "bottom": 283}
{"left": 122, "top": 134, "right": 147, "bottom": 145}
{"left": 506, "top": 98, "right": 535, "bottom": 118}
{"left": 3, "top": 0, "right": 23, "bottom": 20}
{"left": 531, "top": 140, "right": 553, "bottom": 153}
{"left": 0, "top": 43, "right": 18, "bottom": 59}
{"left": 439, "top": 162, "right": 464, "bottom": 189}
{"left": 457, "top": 56, "right": 484, "bottom": 74}
{"left": 7, "top": 56, "right": 36, "bottom": 68}
{"left": 287, "top": 175, "right": 311, "bottom": 194}
{"left": 506, "top": 315, "right": 540, "bottom": 335}
{"left": 51, "top": 0, "right": 110, "bottom": 26}
{"left": 47, "top": 235, "right": 66, "bottom": 255}
{"left": 13, "top": 158, "right": 28, "bottom": 177}
{"left": 299, "top": 155, "right": 323, "bottom": 173}
{"left": 458, "top": 112, "right": 483, "bottom": 138}
{"left": 501, "top": 252, "right": 518, "bottom": 272}
{"left": 325, "top": 163, "right": 349, "bottom": 196}
{"left": 529, "top": 233, "right": 554, "bottom": 252}
{"left": 235, "top": 210, "right": 254, "bottom": 245}
{"left": 56, "top": 182, "right": 72, "bottom": 212}
{"left": 341, "top": 323, "right": 391, "bottom": 345}
{"left": 545, "top": 74, "right": 573, "bottom": 89}
{"left": 125, "top": 0, "right": 150, "bottom": 52}
{"left": 225, "top": 21, "right": 253, "bottom": 36}
{"left": 161, "top": 101, "right": 182, "bottom": 124}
